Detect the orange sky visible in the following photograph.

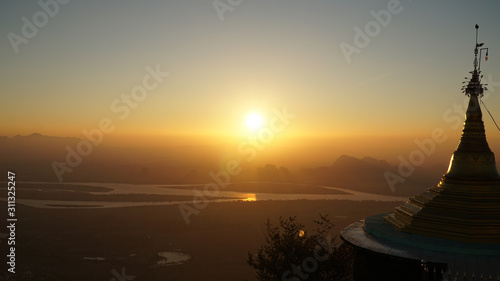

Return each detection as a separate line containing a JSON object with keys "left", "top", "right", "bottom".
{"left": 2, "top": 0, "right": 500, "bottom": 166}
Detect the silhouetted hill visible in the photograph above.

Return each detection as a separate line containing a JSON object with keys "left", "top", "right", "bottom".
{"left": 300, "top": 155, "right": 445, "bottom": 196}
{"left": 359, "top": 156, "right": 391, "bottom": 169}
{"left": 255, "top": 164, "right": 293, "bottom": 182}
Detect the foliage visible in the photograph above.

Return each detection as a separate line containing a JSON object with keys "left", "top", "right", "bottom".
{"left": 247, "top": 214, "right": 353, "bottom": 281}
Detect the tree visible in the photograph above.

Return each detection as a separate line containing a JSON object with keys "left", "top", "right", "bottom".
{"left": 247, "top": 215, "right": 353, "bottom": 281}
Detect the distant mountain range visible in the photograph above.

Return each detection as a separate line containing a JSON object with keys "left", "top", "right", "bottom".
{"left": 0, "top": 133, "right": 446, "bottom": 196}
{"left": 299, "top": 155, "right": 446, "bottom": 196}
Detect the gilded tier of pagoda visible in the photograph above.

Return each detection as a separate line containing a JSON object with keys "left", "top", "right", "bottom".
{"left": 384, "top": 25, "right": 500, "bottom": 243}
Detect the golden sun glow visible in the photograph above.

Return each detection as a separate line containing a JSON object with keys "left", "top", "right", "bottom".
{"left": 245, "top": 113, "right": 264, "bottom": 131}
{"left": 242, "top": 193, "right": 257, "bottom": 202}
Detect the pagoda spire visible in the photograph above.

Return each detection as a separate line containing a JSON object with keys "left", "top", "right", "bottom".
{"left": 445, "top": 24, "right": 498, "bottom": 179}
{"left": 384, "top": 25, "right": 500, "bottom": 243}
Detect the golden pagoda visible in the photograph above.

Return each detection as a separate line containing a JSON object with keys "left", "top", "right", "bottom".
{"left": 341, "top": 25, "right": 500, "bottom": 281}
{"left": 384, "top": 25, "right": 500, "bottom": 243}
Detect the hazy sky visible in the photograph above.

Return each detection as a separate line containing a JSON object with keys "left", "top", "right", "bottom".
{"left": 2, "top": 0, "right": 500, "bottom": 146}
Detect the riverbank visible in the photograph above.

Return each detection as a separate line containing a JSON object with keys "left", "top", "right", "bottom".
{"left": 7, "top": 199, "right": 403, "bottom": 280}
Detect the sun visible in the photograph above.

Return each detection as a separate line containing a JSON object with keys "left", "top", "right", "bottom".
{"left": 245, "top": 113, "right": 264, "bottom": 131}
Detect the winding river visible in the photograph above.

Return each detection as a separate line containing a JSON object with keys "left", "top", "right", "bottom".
{"left": 6, "top": 182, "right": 408, "bottom": 209}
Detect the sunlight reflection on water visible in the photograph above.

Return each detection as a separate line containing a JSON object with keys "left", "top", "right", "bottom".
{"left": 241, "top": 193, "right": 257, "bottom": 201}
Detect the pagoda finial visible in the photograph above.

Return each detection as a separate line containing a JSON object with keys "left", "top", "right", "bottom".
{"left": 474, "top": 24, "right": 480, "bottom": 71}
{"left": 474, "top": 24, "right": 489, "bottom": 72}
{"left": 462, "top": 24, "right": 489, "bottom": 98}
